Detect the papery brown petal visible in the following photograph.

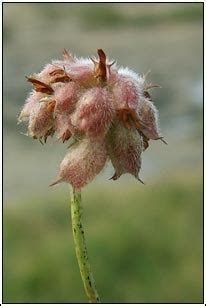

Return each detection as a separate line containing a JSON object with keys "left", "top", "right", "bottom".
{"left": 49, "top": 69, "right": 65, "bottom": 76}
{"left": 26, "top": 77, "right": 54, "bottom": 94}
{"left": 50, "top": 75, "right": 72, "bottom": 84}
{"left": 46, "top": 100, "right": 56, "bottom": 112}
{"left": 94, "top": 49, "right": 107, "bottom": 85}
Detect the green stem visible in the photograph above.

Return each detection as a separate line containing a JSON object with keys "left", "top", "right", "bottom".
{"left": 70, "top": 188, "right": 101, "bottom": 303}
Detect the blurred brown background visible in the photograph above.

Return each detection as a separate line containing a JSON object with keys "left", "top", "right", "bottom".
{"left": 3, "top": 3, "right": 203, "bottom": 303}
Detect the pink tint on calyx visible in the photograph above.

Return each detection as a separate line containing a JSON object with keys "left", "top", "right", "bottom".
{"left": 53, "top": 139, "right": 107, "bottom": 189}
{"left": 72, "top": 87, "right": 113, "bottom": 139}
{"left": 112, "top": 75, "right": 139, "bottom": 111}
{"left": 54, "top": 82, "right": 79, "bottom": 113}
{"left": 55, "top": 113, "right": 73, "bottom": 142}
{"left": 18, "top": 91, "right": 44, "bottom": 123}
{"left": 137, "top": 98, "right": 160, "bottom": 140}
{"left": 28, "top": 101, "right": 54, "bottom": 138}
{"left": 108, "top": 122, "right": 143, "bottom": 181}
{"left": 66, "top": 62, "right": 95, "bottom": 87}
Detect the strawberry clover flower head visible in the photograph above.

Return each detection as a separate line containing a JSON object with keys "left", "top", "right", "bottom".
{"left": 18, "top": 49, "right": 166, "bottom": 190}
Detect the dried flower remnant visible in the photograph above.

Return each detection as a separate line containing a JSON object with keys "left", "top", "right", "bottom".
{"left": 18, "top": 48, "right": 166, "bottom": 189}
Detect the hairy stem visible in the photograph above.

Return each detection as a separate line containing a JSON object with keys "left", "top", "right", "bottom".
{"left": 70, "top": 188, "right": 101, "bottom": 303}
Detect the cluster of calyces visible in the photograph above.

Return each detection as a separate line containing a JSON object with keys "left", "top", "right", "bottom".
{"left": 18, "top": 48, "right": 166, "bottom": 189}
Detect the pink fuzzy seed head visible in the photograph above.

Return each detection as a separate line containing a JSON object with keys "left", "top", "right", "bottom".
{"left": 19, "top": 48, "right": 165, "bottom": 189}
{"left": 72, "top": 87, "right": 113, "bottom": 139}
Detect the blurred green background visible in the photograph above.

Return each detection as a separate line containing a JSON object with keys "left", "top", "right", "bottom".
{"left": 3, "top": 3, "right": 203, "bottom": 303}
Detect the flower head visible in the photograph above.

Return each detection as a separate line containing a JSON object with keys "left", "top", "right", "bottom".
{"left": 18, "top": 49, "right": 166, "bottom": 190}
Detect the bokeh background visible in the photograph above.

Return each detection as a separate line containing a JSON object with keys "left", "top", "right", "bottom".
{"left": 3, "top": 3, "right": 203, "bottom": 303}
